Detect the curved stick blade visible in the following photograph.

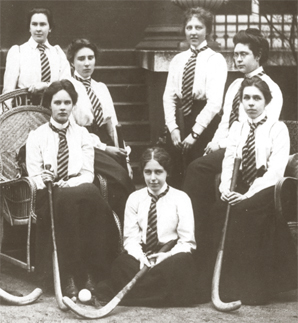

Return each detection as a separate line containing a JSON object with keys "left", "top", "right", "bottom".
{"left": 0, "top": 288, "right": 43, "bottom": 305}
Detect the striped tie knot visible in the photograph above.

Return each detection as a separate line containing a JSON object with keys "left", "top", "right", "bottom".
{"left": 49, "top": 123, "right": 69, "bottom": 181}
{"left": 144, "top": 186, "right": 170, "bottom": 255}
{"left": 242, "top": 116, "right": 268, "bottom": 186}
{"left": 37, "top": 43, "right": 46, "bottom": 53}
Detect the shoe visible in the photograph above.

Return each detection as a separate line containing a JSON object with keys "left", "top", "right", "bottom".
{"left": 84, "top": 273, "right": 96, "bottom": 294}
{"left": 63, "top": 275, "right": 79, "bottom": 299}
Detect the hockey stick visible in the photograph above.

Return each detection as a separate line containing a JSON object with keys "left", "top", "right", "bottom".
{"left": 211, "top": 157, "right": 242, "bottom": 312}
{"left": 63, "top": 240, "right": 177, "bottom": 319}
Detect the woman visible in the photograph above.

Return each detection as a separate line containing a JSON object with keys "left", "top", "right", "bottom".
{"left": 95, "top": 147, "right": 200, "bottom": 306}
{"left": 67, "top": 38, "right": 134, "bottom": 223}
{"left": 26, "top": 80, "right": 119, "bottom": 299}
{"left": 183, "top": 29, "right": 283, "bottom": 298}
{"left": 163, "top": 7, "right": 227, "bottom": 188}
{"left": 210, "top": 76, "right": 297, "bottom": 305}
{"left": 3, "top": 8, "right": 70, "bottom": 106}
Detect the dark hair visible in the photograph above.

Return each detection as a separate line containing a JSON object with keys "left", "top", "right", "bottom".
{"left": 239, "top": 76, "right": 272, "bottom": 105}
{"left": 183, "top": 7, "right": 213, "bottom": 37}
{"left": 43, "top": 79, "right": 78, "bottom": 109}
{"left": 140, "top": 147, "right": 172, "bottom": 175}
{"left": 233, "top": 28, "right": 269, "bottom": 65}
{"left": 67, "top": 38, "right": 98, "bottom": 64}
{"left": 27, "top": 8, "right": 54, "bottom": 30}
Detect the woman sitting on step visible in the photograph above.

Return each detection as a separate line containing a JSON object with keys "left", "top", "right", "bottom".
{"left": 67, "top": 38, "right": 134, "bottom": 224}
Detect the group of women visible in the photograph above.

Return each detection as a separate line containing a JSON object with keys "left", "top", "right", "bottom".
{"left": 2, "top": 6, "right": 297, "bottom": 307}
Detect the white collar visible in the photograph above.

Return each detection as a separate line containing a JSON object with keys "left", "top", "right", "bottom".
{"left": 50, "top": 117, "right": 70, "bottom": 130}
{"left": 247, "top": 111, "right": 267, "bottom": 124}
{"left": 74, "top": 70, "right": 91, "bottom": 81}
{"left": 28, "top": 36, "right": 50, "bottom": 49}
{"left": 190, "top": 40, "right": 208, "bottom": 51}
{"left": 148, "top": 183, "right": 168, "bottom": 196}
{"left": 245, "top": 66, "right": 264, "bottom": 78}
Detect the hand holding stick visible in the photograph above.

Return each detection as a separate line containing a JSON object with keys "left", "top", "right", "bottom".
{"left": 63, "top": 240, "right": 177, "bottom": 319}
{"left": 211, "top": 157, "right": 242, "bottom": 312}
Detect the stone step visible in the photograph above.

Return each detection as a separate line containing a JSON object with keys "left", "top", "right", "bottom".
{"left": 119, "top": 121, "right": 150, "bottom": 142}
{"left": 93, "top": 66, "right": 145, "bottom": 84}
{"left": 114, "top": 102, "right": 148, "bottom": 122}
{"left": 108, "top": 84, "right": 146, "bottom": 103}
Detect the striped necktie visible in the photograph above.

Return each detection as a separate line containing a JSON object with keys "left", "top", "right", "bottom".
{"left": 38, "top": 44, "right": 51, "bottom": 83}
{"left": 49, "top": 123, "right": 69, "bottom": 181}
{"left": 74, "top": 75, "right": 104, "bottom": 127}
{"left": 144, "top": 186, "right": 170, "bottom": 255}
{"left": 181, "top": 46, "right": 208, "bottom": 116}
{"left": 229, "top": 72, "right": 265, "bottom": 129}
{"left": 241, "top": 116, "right": 267, "bottom": 186}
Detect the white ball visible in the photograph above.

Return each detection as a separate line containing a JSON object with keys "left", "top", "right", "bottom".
{"left": 78, "top": 289, "right": 92, "bottom": 303}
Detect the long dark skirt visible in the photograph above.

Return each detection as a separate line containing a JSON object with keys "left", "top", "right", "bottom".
{"left": 95, "top": 252, "right": 200, "bottom": 307}
{"left": 210, "top": 185, "right": 297, "bottom": 305}
{"left": 166, "top": 100, "right": 220, "bottom": 189}
{"left": 34, "top": 183, "right": 119, "bottom": 286}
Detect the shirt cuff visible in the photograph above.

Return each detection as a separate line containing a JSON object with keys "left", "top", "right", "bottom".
{"left": 192, "top": 123, "right": 205, "bottom": 136}
{"left": 167, "top": 122, "right": 179, "bottom": 134}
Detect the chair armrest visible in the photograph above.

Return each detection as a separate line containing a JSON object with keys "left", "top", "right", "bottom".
{"left": 1, "top": 176, "right": 37, "bottom": 225}
{"left": 274, "top": 176, "right": 298, "bottom": 223}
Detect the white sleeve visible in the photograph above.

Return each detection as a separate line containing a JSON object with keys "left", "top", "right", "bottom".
{"left": 244, "top": 123, "right": 289, "bottom": 198}
{"left": 265, "top": 81, "right": 283, "bottom": 121}
{"left": 26, "top": 130, "right": 46, "bottom": 190}
{"left": 55, "top": 45, "right": 71, "bottom": 80}
{"left": 3, "top": 45, "right": 20, "bottom": 94}
{"left": 163, "top": 56, "right": 179, "bottom": 133}
{"left": 192, "top": 53, "right": 228, "bottom": 135}
{"left": 170, "top": 192, "right": 196, "bottom": 255}
{"left": 123, "top": 193, "right": 144, "bottom": 261}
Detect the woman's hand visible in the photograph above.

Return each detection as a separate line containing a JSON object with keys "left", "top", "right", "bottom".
{"left": 54, "top": 179, "right": 70, "bottom": 188}
{"left": 171, "top": 129, "right": 182, "bottom": 150}
{"left": 204, "top": 142, "right": 220, "bottom": 155}
{"left": 41, "top": 169, "right": 54, "bottom": 184}
{"left": 28, "top": 82, "right": 49, "bottom": 94}
{"left": 139, "top": 254, "right": 152, "bottom": 270}
{"left": 105, "top": 146, "right": 127, "bottom": 158}
{"left": 126, "top": 162, "right": 133, "bottom": 180}
{"left": 182, "top": 134, "right": 196, "bottom": 154}
{"left": 147, "top": 251, "right": 171, "bottom": 267}
{"left": 221, "top": 190, "right": 247, "bottom": 206}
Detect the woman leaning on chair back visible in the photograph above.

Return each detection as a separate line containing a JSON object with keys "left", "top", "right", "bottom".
{"left": 2, "top": 8, "right": 70, "bottom": 106}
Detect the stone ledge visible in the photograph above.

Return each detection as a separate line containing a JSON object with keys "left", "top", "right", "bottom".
{"left": 136, "top": 49, "right": 297, "bottom": 72}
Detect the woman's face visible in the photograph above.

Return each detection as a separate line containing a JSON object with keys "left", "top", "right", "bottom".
{"left": 185, "top": 16, "right": 207, "bottom": 48}
{"left": 143, "top": 159, "right": 167, "bottom": 195}
{"left": 233, "top": 43, "right": 260, "bottom": 74}
{"left": 29, "top": 13, "right": 51, "bottom": 44}
{"left": 242, "top": 85, "right": 266, "bottom": 120}
{"left": 73, "top": 47, "right": 95, "bottom": 79}
{"left": 51, "top": 90, "right": 73, "bottom": 124}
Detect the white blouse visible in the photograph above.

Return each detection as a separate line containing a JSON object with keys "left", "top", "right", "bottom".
{"left": 123, "top": 184, "right": 196, "bottom": 262}
{"left": 69, "top": 73, "right": 118, "bottom": 151}
{"left": 163, "top": 40, "right": 228, "bottom": 135}
{"left": 26, "top": 117, "right": 94, "bottom": 190}
{"left": 3, "top": 37, "right": 70, "bottom": 93}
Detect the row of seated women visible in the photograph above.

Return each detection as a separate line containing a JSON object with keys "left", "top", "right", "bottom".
{"left": 2, "top": 7, "right": 297, "bottom": 307}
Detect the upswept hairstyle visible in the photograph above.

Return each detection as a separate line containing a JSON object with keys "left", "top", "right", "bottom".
{"left": 43, "top": 79, "right": 78, "bottom": 109}
{"left": 183, "top": 7, "right": 213, "bottom": 37}
{"left": 140, "top": 147, "right": 173, "bottom": 175}
{"left": 67, "top": 38, "right": 98, "bottom": 64}
{"left": 233, "top": 28, "right": 269, "bottom": 65}
{"left": 27, "top": 8, "right": 54, "bottom": 30}
{"left": 239, "top": 76, "right": 272, "bottom": 106}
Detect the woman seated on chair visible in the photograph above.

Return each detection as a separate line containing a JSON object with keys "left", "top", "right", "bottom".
{"left": 209, "top": 76, "right": 297, "bottom": 305}
{"left": 2, "top": 8, "right": 70, "bottom": 107}
{"left": 66, "top": 38, "right": 134, "bottom": 223}
{"left": 95, "top": 147, "right": 200, "bottom": 307}
{"left": 26, "top": 80, "right": 119, "bottom": 299}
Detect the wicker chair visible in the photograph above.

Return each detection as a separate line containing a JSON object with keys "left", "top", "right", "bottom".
{"left": 0, "top": 89, "right": 50, "bottom": 272}
{"left": 0, "top": 89, "right": 124, "bottom": 273}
